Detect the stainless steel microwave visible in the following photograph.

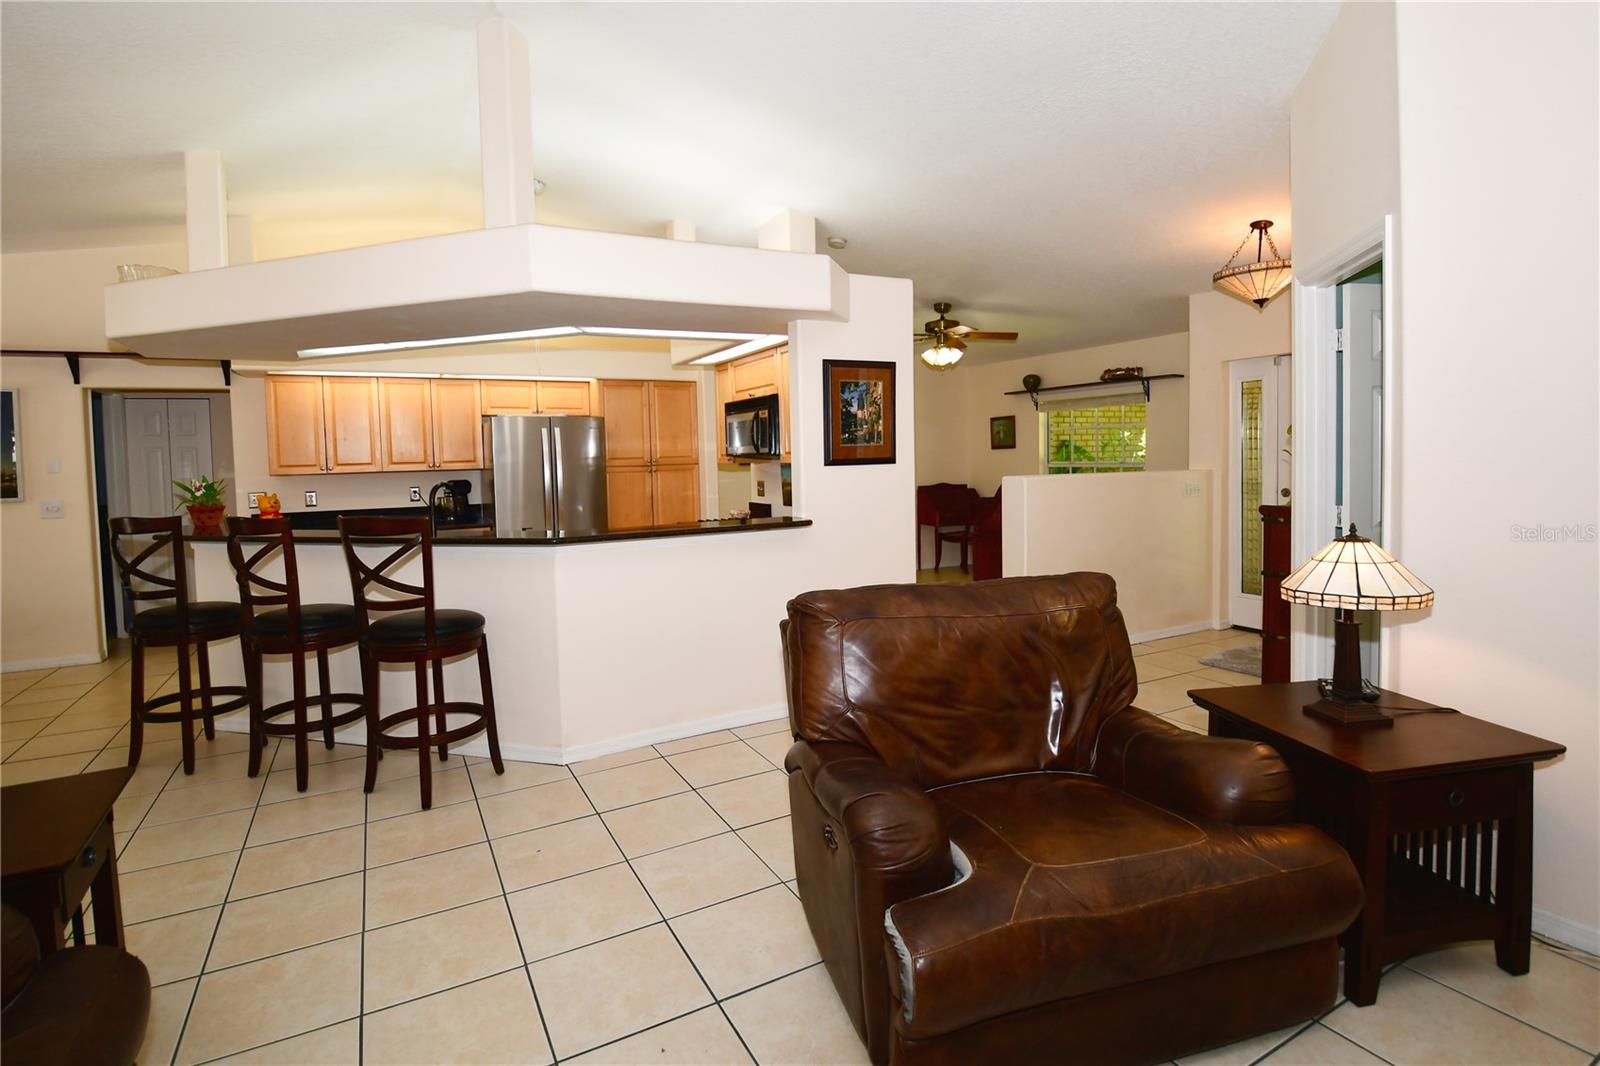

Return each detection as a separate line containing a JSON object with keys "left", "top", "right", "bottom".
{"left": 724, "top": 394, "right": 781, "bottom": 460}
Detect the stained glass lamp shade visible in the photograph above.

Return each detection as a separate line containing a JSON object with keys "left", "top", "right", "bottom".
{"left": 1279, "top": 527, "right": 1433, "bottom": 726}
{"left": 1213, "top": 220, "right": 1293, "bottom": 310}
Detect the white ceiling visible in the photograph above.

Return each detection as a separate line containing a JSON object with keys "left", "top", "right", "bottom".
{"left": 1, "top": 2, "right": 1339, "bottom": 360}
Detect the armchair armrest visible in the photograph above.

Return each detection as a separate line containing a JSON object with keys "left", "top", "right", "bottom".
{"left": 786, "top": 740, "right": 952, "bottom": 877}
{"left": 1092, "top": 706, "right": 1295, "bottom": 825}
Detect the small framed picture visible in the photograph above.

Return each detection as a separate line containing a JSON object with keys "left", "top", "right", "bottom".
{"left": 823, "top": 359, "right": 896, "bottom": 466}
{"left": 1, "top": 389, "right": 20, "bottom": 501}
{"left": 990, "top": 415, "right": 1017, "bottom": 450}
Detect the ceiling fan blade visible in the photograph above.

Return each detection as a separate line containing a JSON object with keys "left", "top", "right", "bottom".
{"left": 912, "top": 332, "right": 935, "bottom": 340}
{"left": 962, "top": 331, "right": 1019, "bottom": 342}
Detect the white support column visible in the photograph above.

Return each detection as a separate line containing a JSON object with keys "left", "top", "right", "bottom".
{"left": 758, "top": 210, "right": 817, "bottom": 254}
{"left": 477, "top": 17, "right": 534, "bottom": 228}
{"left": 184, "top": 150, "right": 229, "bottom": 271}
{"left": 665, "top": 219, "right": 697, "bottom": 241}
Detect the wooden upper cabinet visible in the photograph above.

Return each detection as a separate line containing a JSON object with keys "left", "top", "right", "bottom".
{"left": 378, "top": 378, "right": 434, "bottom": 471}
{"left": 481, "top": 380, "right": 538, "bottom": 415}
{"left": 321, "top": 377, "right": 382, "bottom": 473}
{"left": 731, "top": 352, "right": 778, "bottom": 397}
{"left": 598, "top": 380, "right": 651, "bottom": 466}
{"left": 650, "top": 380, "right": 699, "bottom": 465}
{"left": 265, "top": 375, "right": 326, "bottom": 475}
{"left": 536, "top": 380, "right": 591, "bottom": 415}
{"left": 431, "top": 379, "right": 483, "bottom": 469}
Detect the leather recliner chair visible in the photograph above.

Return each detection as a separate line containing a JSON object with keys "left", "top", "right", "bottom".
{"left": 781, "top": 573, "right": 1362, "bottom": 1065}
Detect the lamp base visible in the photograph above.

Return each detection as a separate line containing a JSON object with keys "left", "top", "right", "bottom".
{"left": 1303, "top": 696, "right": 1394, "bottom": 728}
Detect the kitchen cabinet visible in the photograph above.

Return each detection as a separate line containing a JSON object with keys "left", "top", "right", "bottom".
{"left": 322, "top": 377, "right": 383, "bottom": 472}
{"left": 481, "top": 380, "right": 538, "bottom": 415}
{"left": 714, "top": 345, "right": 790, "bottom": 463}
{"left": 598, "top": 378, "right": 700, "bottom": 529}
{"left": 536, "top": 380, "right": 591, "bottom": 415}
{"left": 265, "top": 375, "right": 326, "bottom": 476}
{"left": 431, "top": 379, "right": 483, "bottom": 469}
{"left": 378, "top": 378, "right": 482, "bottom": 471}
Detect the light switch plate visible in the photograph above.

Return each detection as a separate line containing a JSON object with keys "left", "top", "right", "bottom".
{"left": 304, "top": 491, "right": 318, "bottom": 507}
{"left": 46, "top": 456, "right": 60, "bottom": 474}
{"left": 39, "top": 499, "right": 64, "bottom": 519}
{"left": 409, "top": 486, "right": 423, "bottom": 502}
{"left": 756, "top": 479, "right": 766, "bottom": 497}
{"left": 247, "top": 492, "right": 261, "bottom": 510}
{"left": 1184, "top": 482, "right": 1202, "bottom": 497}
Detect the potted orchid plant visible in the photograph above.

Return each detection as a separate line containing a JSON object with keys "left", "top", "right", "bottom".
{"left": 173, "top": 475, "right": 228, "bottom": 535}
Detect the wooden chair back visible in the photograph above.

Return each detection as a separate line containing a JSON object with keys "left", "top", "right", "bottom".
{"left": 224, "top": 516, "right": 299, "bottom": 631}
{"left": 337, "top": 515, "right": 435, "bottom": 640}
{"left": 108, "top": 515, "right": 190, "bottom": 627}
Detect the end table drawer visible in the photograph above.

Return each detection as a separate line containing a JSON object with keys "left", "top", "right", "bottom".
{"left": 1389, "top": 769, "right": 1514, "bottom": 833}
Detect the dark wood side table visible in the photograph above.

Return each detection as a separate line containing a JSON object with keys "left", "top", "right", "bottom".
{"left": 1190, "top": 682, "right": 1564, "bottom": 1006}
{"left": 1, "top": 766, "right": 135, "bottom": 956}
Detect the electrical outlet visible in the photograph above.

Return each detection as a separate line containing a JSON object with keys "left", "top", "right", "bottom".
{"left": 247, "top": 492, "right": 261, "bottom": 510}
{"left": 409, "top": 486, "right": 423, "bottom": 502}
{"left": 39, "top": 499, "right": 64, "bottom": 519}
{"left": 1184, "top": 482, "right": 1202, "bottom": 497}
{"left": 304, "top": 491, "right": 318, "bottom": 508}
{"left": 756, "top": 479, "right": 766, "bottom": 497}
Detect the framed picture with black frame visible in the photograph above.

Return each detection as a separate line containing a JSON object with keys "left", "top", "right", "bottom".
{"left": 822, "top": 359, "right": 896, "bottom": 466}
{"left": 1, "top": 389, "right": 20, "bottom": 501}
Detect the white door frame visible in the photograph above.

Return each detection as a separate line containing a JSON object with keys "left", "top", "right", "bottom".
{"left": 1226, "top": 355, "right": 1285, "bottom": 629}
{"left": 1290, "top": 216, "right": 1398, "bottom": 683}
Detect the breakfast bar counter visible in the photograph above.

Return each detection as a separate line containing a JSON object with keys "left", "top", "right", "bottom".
{"left": 183, "top": 515, "right": 815, "bottom": 764}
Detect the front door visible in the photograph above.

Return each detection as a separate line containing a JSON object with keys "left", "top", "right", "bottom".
{"left": 1228, "top": 355, "right": 1292, "bottom": 628}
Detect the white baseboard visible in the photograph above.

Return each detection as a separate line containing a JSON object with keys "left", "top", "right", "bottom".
{"left": 1533, "top": 907, "right": 1600, "bottom": 956}
{"left": 1126, "top": 620, "right": 1223, "bottom": 645}
{"left": 207, "top": 702, "right": 792, "bottom": 767}
{"left": 2, "top": 652, "right": 105, "bottom": 673}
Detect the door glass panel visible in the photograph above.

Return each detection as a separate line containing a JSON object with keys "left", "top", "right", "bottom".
{"left": 1239, "top": 379, "right": 1264, "bottom": 596}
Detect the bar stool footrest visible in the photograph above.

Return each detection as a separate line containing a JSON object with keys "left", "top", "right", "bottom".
{"left": 138, "top": 687, "right": 250, "bottom": 722}
{"left": 259, "top": 694, "right": 367, "bottom": 736}
{"left": 372, "top": 703, "right": 490, "bottom": 750}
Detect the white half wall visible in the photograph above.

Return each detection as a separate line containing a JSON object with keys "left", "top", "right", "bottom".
{"left": 1001, "top": 470, "right": 1212, "bottom": 641}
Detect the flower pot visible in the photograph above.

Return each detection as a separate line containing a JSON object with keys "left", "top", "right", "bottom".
{"left": 187, "top": 503, "right": 226, "bottom": 536}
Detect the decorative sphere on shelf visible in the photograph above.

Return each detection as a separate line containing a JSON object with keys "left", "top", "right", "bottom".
{"left": 1022, "top": 374, "right": 1042, "bottom": 392}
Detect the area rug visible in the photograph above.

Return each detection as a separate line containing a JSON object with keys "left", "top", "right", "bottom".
{"left": 1197, "top": 643, "right": 1262, "bottom": 678}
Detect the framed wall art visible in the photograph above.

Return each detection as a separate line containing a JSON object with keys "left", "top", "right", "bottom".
{"left": 823, "top": 359, "right": 896, "bottom": 466}
{"left": 990, "top": 415, "right": 1017, "bottom": 450}
{"left": 1, "top": 389, "right": 20, "bottom": 501}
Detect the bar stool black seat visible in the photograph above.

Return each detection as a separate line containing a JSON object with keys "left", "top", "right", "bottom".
{"left": 225, "top": 516, "right": 367, "bottom": 791}
{"left": 338, "top": 516, "right": 504, "bottom": 809}
{"left": 108, "top": 516, "right": 249, "bottom": 774}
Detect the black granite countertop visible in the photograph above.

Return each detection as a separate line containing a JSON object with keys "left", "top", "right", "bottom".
{"left": 190, "top": 516, "right": 812, "bottom": 546}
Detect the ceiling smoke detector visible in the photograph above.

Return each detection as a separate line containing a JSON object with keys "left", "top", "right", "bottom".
{"left": 826, "top": 236, "right": 848, "bottom": 250}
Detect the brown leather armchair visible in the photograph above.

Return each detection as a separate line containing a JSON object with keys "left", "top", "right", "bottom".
{"left": 781, "top": 574, "right": 1362, "bottom": 1065}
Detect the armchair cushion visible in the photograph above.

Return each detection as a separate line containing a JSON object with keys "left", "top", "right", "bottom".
{"left": 882, "top": 772, "right": 1363, "bottom": 1040}
{"left": 1092, "top": 706, "right": 1296, "bottom": 825}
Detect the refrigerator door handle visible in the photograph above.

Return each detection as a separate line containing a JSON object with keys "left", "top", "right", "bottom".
{"left": 551, "top": 424, "right": 564, "bottom": 536}
{"left": 539, "top": 424, "right": 555, "bottom": 537}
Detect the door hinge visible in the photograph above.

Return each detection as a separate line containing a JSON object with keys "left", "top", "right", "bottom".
{"left": 1335, "top": 504, "right": 1345, "bottom": 530}
{"left": 1334, "top": 327, "right": 1347, "bottom": 352}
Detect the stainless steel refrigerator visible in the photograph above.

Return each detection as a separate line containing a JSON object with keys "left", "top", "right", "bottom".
{"left": 480, "top": 415, "right": 608, "bottom": 538}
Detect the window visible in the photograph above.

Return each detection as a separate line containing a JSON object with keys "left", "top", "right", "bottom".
{"left": 1044, "top": 403, "right": 1148, "bottom": 474}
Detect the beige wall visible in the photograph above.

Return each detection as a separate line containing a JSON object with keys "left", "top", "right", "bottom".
{"left": 1386, "top": 1, "right": 1598, "bottom": 951}
{"left": 1187, "top": 291, "right": 1292, "bottom": 625}
{"left": 1289, "top": 1, "right": 1400, "bottom": 270}
{"left": 2, "top": 242, "right": 188, "bottom": 350}
{"left": 1001, "top": 470, "right": 1211, "bottom": 641}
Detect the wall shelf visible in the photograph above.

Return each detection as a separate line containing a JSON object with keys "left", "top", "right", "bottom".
{"left": 1004, "top": 373, "right": 1184, "bottom": 409}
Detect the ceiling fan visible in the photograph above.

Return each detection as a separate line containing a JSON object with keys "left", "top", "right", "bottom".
{"left": 914, "top": 302, "right": 1019, "bottom": 370}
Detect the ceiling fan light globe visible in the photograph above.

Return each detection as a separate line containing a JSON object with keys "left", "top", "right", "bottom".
{"left": 920, "top": 343, "right": 964, "bottom": 370}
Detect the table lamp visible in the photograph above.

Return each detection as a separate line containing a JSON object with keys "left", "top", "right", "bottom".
{"left": 1279, "top": 526, "right": 1433, "bottom": 727}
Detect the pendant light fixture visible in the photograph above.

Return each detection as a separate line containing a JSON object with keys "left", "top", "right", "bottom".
{"left": 920, "top": 338, "right": 965, "bottom": 370}
{"left": 1213, "top": 220, "right": 1292, "bottom": 309}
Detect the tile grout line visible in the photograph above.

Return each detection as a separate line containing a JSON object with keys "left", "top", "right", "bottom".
{"left": 1400, "top": 958, "right": 1596, "bottom": 1055}
{"left": 459, "top": 754, "right": 562, "bottom": 1065}
{"left": 569, "top": 760, "right": 763, "bottom": 1066}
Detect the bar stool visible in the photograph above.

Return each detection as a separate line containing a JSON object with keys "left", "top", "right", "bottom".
{"left": 108, "top": 516, "right": 249, "bottom": 774}
{"left": 337, "top": 516, "right": 505, "bottom": 809}
{"left": 225, "top": 516, "right": 368, "bottom": 791}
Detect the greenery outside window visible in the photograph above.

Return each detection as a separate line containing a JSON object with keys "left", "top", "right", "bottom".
{"left": 1045, "top": 403, "right": 1148, "bottom": 474}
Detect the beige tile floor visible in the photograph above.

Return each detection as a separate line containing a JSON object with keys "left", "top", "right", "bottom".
{"left": 3, "top": 633, "right": 1597, "bottom": 1065}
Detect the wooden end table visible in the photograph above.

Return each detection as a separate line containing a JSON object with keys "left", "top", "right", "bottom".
{"left": 1, "top": 766, "right": 135, "bottom": 955}
{"left": 1189, "top": 682, "right": 1564, "bottom": 1006}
